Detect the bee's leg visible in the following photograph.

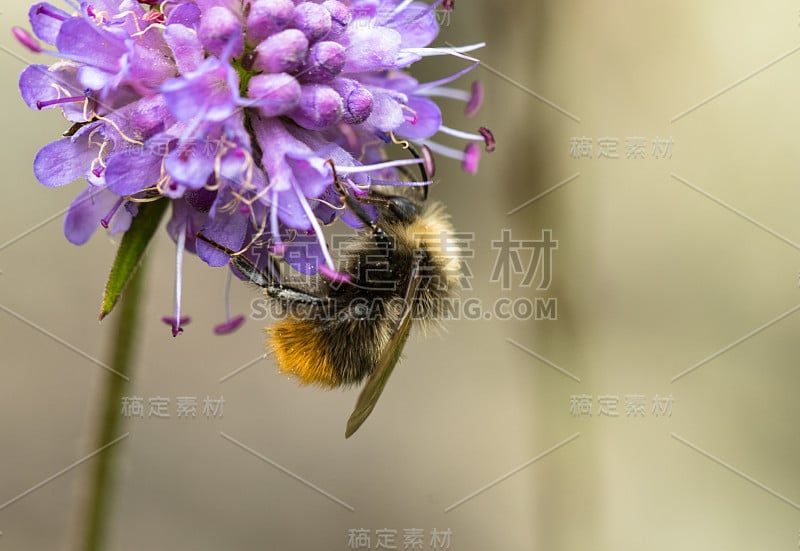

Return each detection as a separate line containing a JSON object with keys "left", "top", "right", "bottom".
{"left": 227, "top": 254, "right": 275, "bottom": 289}
{"left": 265, "top": 285, "right": 327, "bottom": 305}
{"left": 230, "top": 249, "right": 327, "bottom": 305}
{"left": 197, "top": 232, "right": 327, "bottom": 305}
{"left": 196, "top": 232, "right": 272, "bottom": 285}
{"left": 231, "top": 251, "right": 328, "bottom": 305}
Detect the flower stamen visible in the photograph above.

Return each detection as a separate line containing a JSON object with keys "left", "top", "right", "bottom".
{"left": 405, "top": 43, "right": 484, "bottom": 59}
{"left": 142, "top": 10, "right": 166, "bottom": 24}
{"left": 93, "top": 114, "right": 145, "bottom": 145}
{"left": 36, "top": 94, "right": 84, "bottom": 110}
{"left": 12, "top": 27, "right": 42, "bottom": 53}
{"left": 100, "top": 198, "right": 124, "bottom": 229}
{"left": 401, "top": 105, "right": 418, "bottom": 125}
{"left": 291, "top": 182, "right": 343, "bottom": 280}
{"left": 230, "top": 208, "right": 268, "bottom": 257}
{"left": 388, "top": 0, "right": 416, "bottom": 19}
{"left": 334, "top": 157, "right": 423, "bottom": 175}
{"left": 113, "top": 10, "right": 143, "bottom": 35}
{"left": 389, "top": 132, "right": 411, "bottom": 149}
{"left": 465, "top": 81, "right": 484, "bottom": 116}
{"left": 309, "top": 196, "right": 345, "bottom": 211}
{"left": 87, "top": 8, "right": 110, "bottom": 25}
{"left": 167, "top": 222, "right": 188, "bottom": 336}
{"left": 131, "top": 22, "right": 166, "bottom": 37}
{"left": 417, "top": 139, "right": 480, "bottom": 173}
{"left": 36, "top": 5, "right": 68, "bottom": 20}
{"left": 436, "top": 125, "right": 482, "bottom": 141}
{"left": 213, "top": 269, "right": 245, "bottom": 334}
{"left": 479, "top": 126, "right": 496, "bottom": 152}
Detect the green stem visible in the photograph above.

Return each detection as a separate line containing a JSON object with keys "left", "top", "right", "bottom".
{"left": 80, "top": 260, "right": 146, "bottom": 551}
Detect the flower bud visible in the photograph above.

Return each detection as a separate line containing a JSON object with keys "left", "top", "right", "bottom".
{"left": 248, "top": 73, "right": 302, "bottom": 117}
{"left": 302, "top": 41, "right": 345, "bottom": 83}
{"left": 291, "top": 2, "right": 331, "bottom": 43}
{"left": 322, "top": 1, "right": 351, "bottom": 39}
{"left": 246, "top": 0, "right": 294, "bottom": 44}
{"left": 290, "top": 84, "right": 342, "bottom": 130}
{"left": 198, "top": 6, "right": 244, "bottom": 58}
{"left": 253, "top": 28, "right": 309, "bottom": 73}
{"left": 331, "top": 78, "right": 373, "bottom": 124}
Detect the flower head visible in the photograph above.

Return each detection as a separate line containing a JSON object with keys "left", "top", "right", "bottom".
{"left": 16, "top": 0, "right": 493, "bottom": 334}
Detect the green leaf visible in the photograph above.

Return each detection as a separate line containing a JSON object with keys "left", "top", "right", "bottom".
{"left": 99, "top": 199, "right": 168, "bottom": 320}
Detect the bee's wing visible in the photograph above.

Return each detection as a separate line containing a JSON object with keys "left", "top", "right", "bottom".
{"left": 345, "top": 259, "right": 422, "bottom": 438}
{"left": 345, "top": 306, "right": 414, "bottom": 437}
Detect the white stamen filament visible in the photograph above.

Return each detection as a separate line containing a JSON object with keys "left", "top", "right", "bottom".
{"left": 292, "top": 185, "right": 337, "bottom": 271}
{"left": 335, "top": 157, "right": 422, "bottom": 174}
{"left": 223, "top": 269, "right": 232, "bottom": 322}
{"left": 173, "top": 223, "right": 186, "bottom": 334}
{"left": 419, "top": 87, "right": 471, "bottom": 102}
{"left": 438, "top": 125, "right": 484, "bottom": 141}
{"left": 270, "top": 189, "right": 281, "bottom": 245}
{"left": 388, "top": 0, "right": 415, "bottom": 19}
{"left": 416, "top": 140, "right": 465, "bottom": 160}
{"left": 405, "top": 42, "right": 486, "bottom": 59}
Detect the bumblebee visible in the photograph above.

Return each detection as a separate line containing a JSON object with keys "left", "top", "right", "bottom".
{"left": 199, "top": 157, "right": 461, "bottom": 437}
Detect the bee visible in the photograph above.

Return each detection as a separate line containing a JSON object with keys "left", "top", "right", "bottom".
{"left": 198, "top": 152, "right": 461, "bottom": 437}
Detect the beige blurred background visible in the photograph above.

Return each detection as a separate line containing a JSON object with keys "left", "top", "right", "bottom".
{"left": 2, "top": 1, "right": 800, "bottom": 550}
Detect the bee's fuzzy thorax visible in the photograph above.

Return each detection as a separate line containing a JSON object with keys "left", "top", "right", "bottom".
{"left": 391, "top": 201, "right": 462, "bottom": 325}
{"left": 407, "top": 201, "right": 462, "bottom": 289}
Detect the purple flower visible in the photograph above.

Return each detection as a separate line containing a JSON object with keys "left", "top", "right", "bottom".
{"left": 16, "top": 0, "right": 493, "bottom": 335}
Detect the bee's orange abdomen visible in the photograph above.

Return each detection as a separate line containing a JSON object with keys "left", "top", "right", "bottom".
{"left": 267, "top": 319, "right": 340, "bottom": 387}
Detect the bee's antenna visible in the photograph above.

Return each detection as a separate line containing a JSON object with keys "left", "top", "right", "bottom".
{"left": 404, "top": 143, "right": 431, "bottom": 201}
{"left": 327, "top": 159, "right": 382, "bottom": 235}
{"left": 405, "top": 143, "right": 429, "bottom": 182}
{"left": 388, "top": 133, "right": 432, "bottom": 200}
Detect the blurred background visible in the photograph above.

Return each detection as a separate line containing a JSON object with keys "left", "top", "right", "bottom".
{"left": 2, "top": 1, "right": 800, "bottom": 550}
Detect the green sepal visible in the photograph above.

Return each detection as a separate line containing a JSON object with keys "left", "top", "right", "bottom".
{"left": 99, "top": 199, "right": 168, "bottom": 320}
